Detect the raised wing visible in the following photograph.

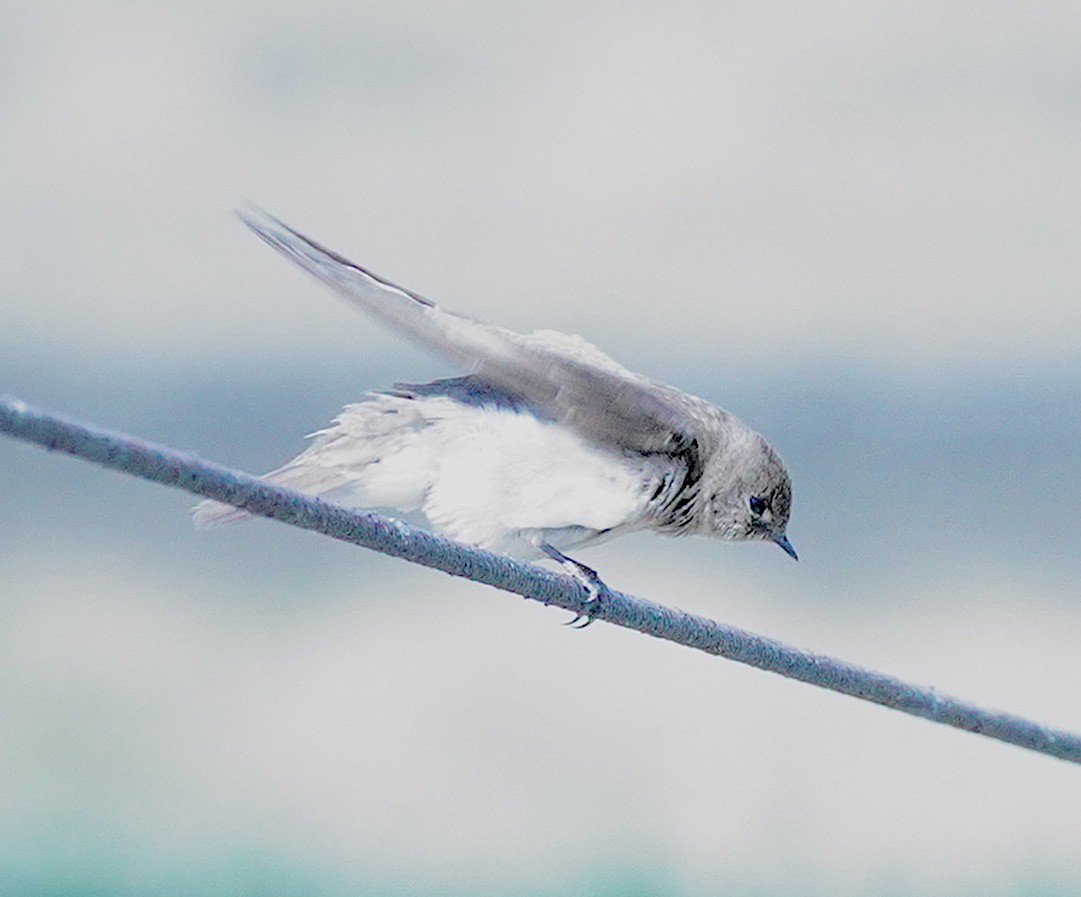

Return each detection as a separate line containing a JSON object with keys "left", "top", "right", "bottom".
{"left": 239, "top": 208, "right": 717, "bottom": 456}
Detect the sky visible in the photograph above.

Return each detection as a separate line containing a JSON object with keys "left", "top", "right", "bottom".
{"left": 2, "top": 3, "right": 1081, "bottom": 896}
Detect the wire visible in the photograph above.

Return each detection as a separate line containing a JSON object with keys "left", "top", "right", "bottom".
{"left": 2, "top": 393, "right": 1079, "bottom": 766}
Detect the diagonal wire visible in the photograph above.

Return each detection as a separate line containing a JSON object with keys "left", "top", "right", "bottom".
{"left": 2, "top": 392, "right": 1080, "bottom": 766}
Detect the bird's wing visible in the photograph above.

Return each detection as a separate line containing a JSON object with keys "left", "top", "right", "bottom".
{"left": 239, "top": 208, "right": 715, "bottom": 456}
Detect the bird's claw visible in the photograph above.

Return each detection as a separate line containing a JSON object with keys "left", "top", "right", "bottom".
{"left": 537, "top": 542, "right": 609, "bottom": 629}
{"left": 564, "top": 610, "right": 598, "bottom": 629}
{"left": 560, "top": 560, "right": 606, "bottom": 629}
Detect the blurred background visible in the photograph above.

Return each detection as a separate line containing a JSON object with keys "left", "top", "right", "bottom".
{"left": 2, "top": 2, "right": 1081, "bottom": 894}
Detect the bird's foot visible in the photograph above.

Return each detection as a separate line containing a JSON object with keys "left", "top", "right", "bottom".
{"left": 539, "top": 544, "right": 608, "bottom": 629}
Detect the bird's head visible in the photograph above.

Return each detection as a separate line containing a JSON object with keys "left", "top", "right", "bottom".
{"left": 701, "top": 427, "right": 796, "bottom": 560}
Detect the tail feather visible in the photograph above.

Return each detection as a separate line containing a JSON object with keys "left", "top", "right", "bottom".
{"left": 192, "top": 499, "right": 253, "bottom": 527}
{"left": 190, "top": 459, "right": 358, "bottom": 528}
{"left": 191, "top": 392, "right": 436, "bottom": 530}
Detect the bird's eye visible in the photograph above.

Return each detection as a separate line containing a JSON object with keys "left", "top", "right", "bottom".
{"left": 748, "top": 496, "right": 768, "bottom": 516}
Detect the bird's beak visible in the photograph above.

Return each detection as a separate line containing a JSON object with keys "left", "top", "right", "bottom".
{"left": 773, "top": 533, "right": 798, "bottom": 561}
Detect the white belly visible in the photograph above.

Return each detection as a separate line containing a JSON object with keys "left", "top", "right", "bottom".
{"left": 323, "top": 397, "right": 658, "bottom": 557}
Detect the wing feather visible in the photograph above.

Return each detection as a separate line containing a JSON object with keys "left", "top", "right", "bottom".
{"left": 238, "top": 208, "right": 717, "bottom": 456}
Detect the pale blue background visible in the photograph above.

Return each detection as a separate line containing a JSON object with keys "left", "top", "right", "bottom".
{"left": 2, "top": 2, "right": 1080, "bottom": 895}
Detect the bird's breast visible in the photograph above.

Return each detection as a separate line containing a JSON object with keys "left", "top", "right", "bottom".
{"left": 418, "top": 403, "right": 664, "bottom": 548}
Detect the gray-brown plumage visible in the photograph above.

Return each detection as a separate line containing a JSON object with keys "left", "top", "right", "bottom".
{"left": 194, "top": 210, "right": 797, "bottom": 587}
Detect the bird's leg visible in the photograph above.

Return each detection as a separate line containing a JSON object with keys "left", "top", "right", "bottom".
{"left": 538, "top": 543, "right": 608, "bottom": 628}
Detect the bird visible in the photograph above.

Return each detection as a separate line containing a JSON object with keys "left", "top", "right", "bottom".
{"left": 194, "top": 209, "right": 796, "bottom": 622}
